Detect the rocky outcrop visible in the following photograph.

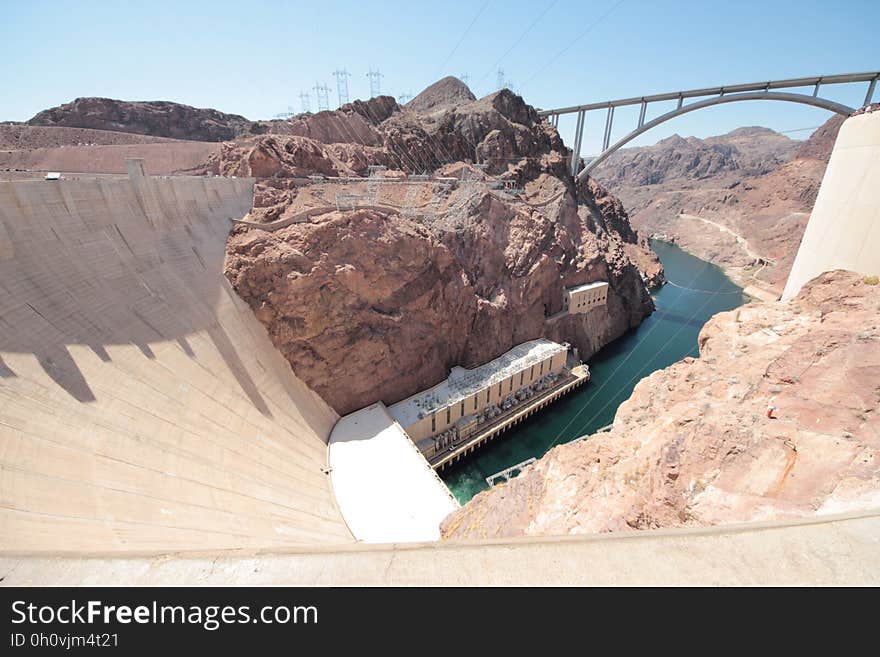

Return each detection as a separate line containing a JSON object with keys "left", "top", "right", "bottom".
{"left": 791, "top": 115, "right": 845, "bottom": 161}
{"left": 280, "top": 97, "right": 399, "bottom": 145}
{"left": 27, "top": 97, "right": 260, "bottom": 141}
{"left": 204, "top": 135, "right": 390, "bottom": 222}
{"left": 407, "top": 76, "right": 477, "bottom": 115}
{"left": 593, "top": 117, "right": 844, "bottom": 295}
{"left": 376, "top": 89, "right": 566, "bottom": 176}
{"left": 207, "top": 134, "right": 387, "bottom": 179}
{"left": 596, "top": 127, "right": 798, "bottom": 187}
{"left": 441, "top": 271, "right": 880, "bottom": 539}
{"left": 582, "top": 178, "right": 664, "bottom": 287}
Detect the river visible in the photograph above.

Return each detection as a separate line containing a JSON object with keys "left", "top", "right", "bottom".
{"left": 441, "top": 240, "right": 750, "bottom": 504}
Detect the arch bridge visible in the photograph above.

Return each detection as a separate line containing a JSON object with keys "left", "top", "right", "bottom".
{"left": 538, "top": 71, "right": 880, "bottom": 179}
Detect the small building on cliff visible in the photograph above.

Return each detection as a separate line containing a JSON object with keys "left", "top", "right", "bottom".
{"left": 563, "top": 281, "right": 609, "bottom": 314}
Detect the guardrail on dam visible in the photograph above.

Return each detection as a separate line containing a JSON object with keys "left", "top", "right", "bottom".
{"left": 0, "top": 170, "right": 353, "bottom": 551}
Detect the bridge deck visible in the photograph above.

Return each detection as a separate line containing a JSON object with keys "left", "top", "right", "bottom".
{"left": 539, "top": 71, "right": 880, "bottom": 116}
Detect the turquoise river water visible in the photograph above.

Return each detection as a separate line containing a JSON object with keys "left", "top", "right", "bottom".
{"left": 441, "top": 240, "right": 750, "bottom": 504}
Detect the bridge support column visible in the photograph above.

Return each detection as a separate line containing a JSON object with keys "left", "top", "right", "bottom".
{"left": 638, "top": 100, "right": 647, "bottom": 128}
{"left": 570, "top": 110, "right": 585, "bottom": 177}
{"left": 866, "top": 77, "right": 878, "bottom": 106}
{"left": 602, "top": 106, "right": 615, "bottom": 151}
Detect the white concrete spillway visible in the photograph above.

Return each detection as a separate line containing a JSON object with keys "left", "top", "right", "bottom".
{"left": 328, "top": 403, "right": 459, "bottom": 543}
{"left": 783, "top": 110, "right": 880, "bottom": 299}
{"left": 0, "top": 173, "right": 353, "bottom": 551}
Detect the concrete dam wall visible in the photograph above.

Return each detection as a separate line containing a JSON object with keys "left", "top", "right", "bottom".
{"left": 783, "top": 110, "right": 880, "bottom": 299}
{"left": 0, "top": 174, "right": 352, "bottom": 552}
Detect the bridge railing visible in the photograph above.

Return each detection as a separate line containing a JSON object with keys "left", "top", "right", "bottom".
{"left": 539, "top": 71, "right": 880, "bottom": 178}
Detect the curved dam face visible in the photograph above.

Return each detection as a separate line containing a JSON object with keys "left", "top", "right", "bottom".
{"left": 0, "top": 173, "right": 352, "bottom": 552}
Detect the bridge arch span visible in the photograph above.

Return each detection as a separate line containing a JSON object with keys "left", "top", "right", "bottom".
{"left": 577, "top": 91, "right": 853, "bottom": 180}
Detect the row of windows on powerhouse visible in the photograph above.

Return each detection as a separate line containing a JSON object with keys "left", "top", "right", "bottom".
{"left": 430, "top": 359, "right": 553, "bottom": 431}
{"left": 568, "top": 295, "right": 606, "bottom": 308}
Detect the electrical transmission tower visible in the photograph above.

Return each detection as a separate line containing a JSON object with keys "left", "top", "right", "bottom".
{"left": 367, "top": 69, "right": 383, "bottom": 98}
{"left": 460, "top": 73, "right": 470, "bottom": 86}
{"left": 299, "top": 92, "right": 311, "bottom": 113}
{"left": 398, "top": 92, "right": 412, "bottom": 105}
{"left": 312, "top": 82, "right": 331, "bottom": 111}
{"left": 333, "top": 69, "right": 351, "bottom": 107}
{"left": 496, "top": 68, "right": 505, "bottom": 90}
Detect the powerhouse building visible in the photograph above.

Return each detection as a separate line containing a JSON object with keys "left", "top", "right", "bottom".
{"left": 388, "top": 339, "right": 569, "bottom": 458}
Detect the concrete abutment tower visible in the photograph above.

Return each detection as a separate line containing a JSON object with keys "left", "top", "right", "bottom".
{"left": 783, "top": 110, "right": 880, "bottom": 300}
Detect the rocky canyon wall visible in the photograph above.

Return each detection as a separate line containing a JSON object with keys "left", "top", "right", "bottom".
{"left": 222, "top": 80, "right": 661, "bottom": 414}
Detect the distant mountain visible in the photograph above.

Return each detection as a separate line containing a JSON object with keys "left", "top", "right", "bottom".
{"left": 27, "top": 97, "right": 263, "bottom": 142}
{"left": 594, "top": 126, "right": 799, "bottom": 186}
{"left": 591, "top": 116, "right": 844, "bottom": 296}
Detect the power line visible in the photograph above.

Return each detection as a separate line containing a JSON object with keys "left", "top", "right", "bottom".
{"left": 434, "top": 0, "right": 490, "bottom": 79}
{"left": 541, "top": 255, "right": 719, "bottom": 453}
{"left": 521, "top": 0, "right": 626, "bottom": 90}
{"left": 558, "top": 274, "right": 748, "bottom": 448}
{"left": 476, "top": 0, "right": 559, "bottom": 88}
{"left": 778, "top": 125, "right": 822, "bottom": 134}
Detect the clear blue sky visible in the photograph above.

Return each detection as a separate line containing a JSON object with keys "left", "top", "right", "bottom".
{"left": 3, "top": 0, "right": 878, "bottom": 153}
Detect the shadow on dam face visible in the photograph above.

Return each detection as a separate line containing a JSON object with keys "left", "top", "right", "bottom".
{"left": 0, "top": 177, "right": 268, "bottom": 412}
{"left": 0, "top": 175, "right": 351, "bottom": 551}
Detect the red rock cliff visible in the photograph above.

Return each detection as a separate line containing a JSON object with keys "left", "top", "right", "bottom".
{"left": 223, "top": 81, "right": 661, "bottom": 414}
